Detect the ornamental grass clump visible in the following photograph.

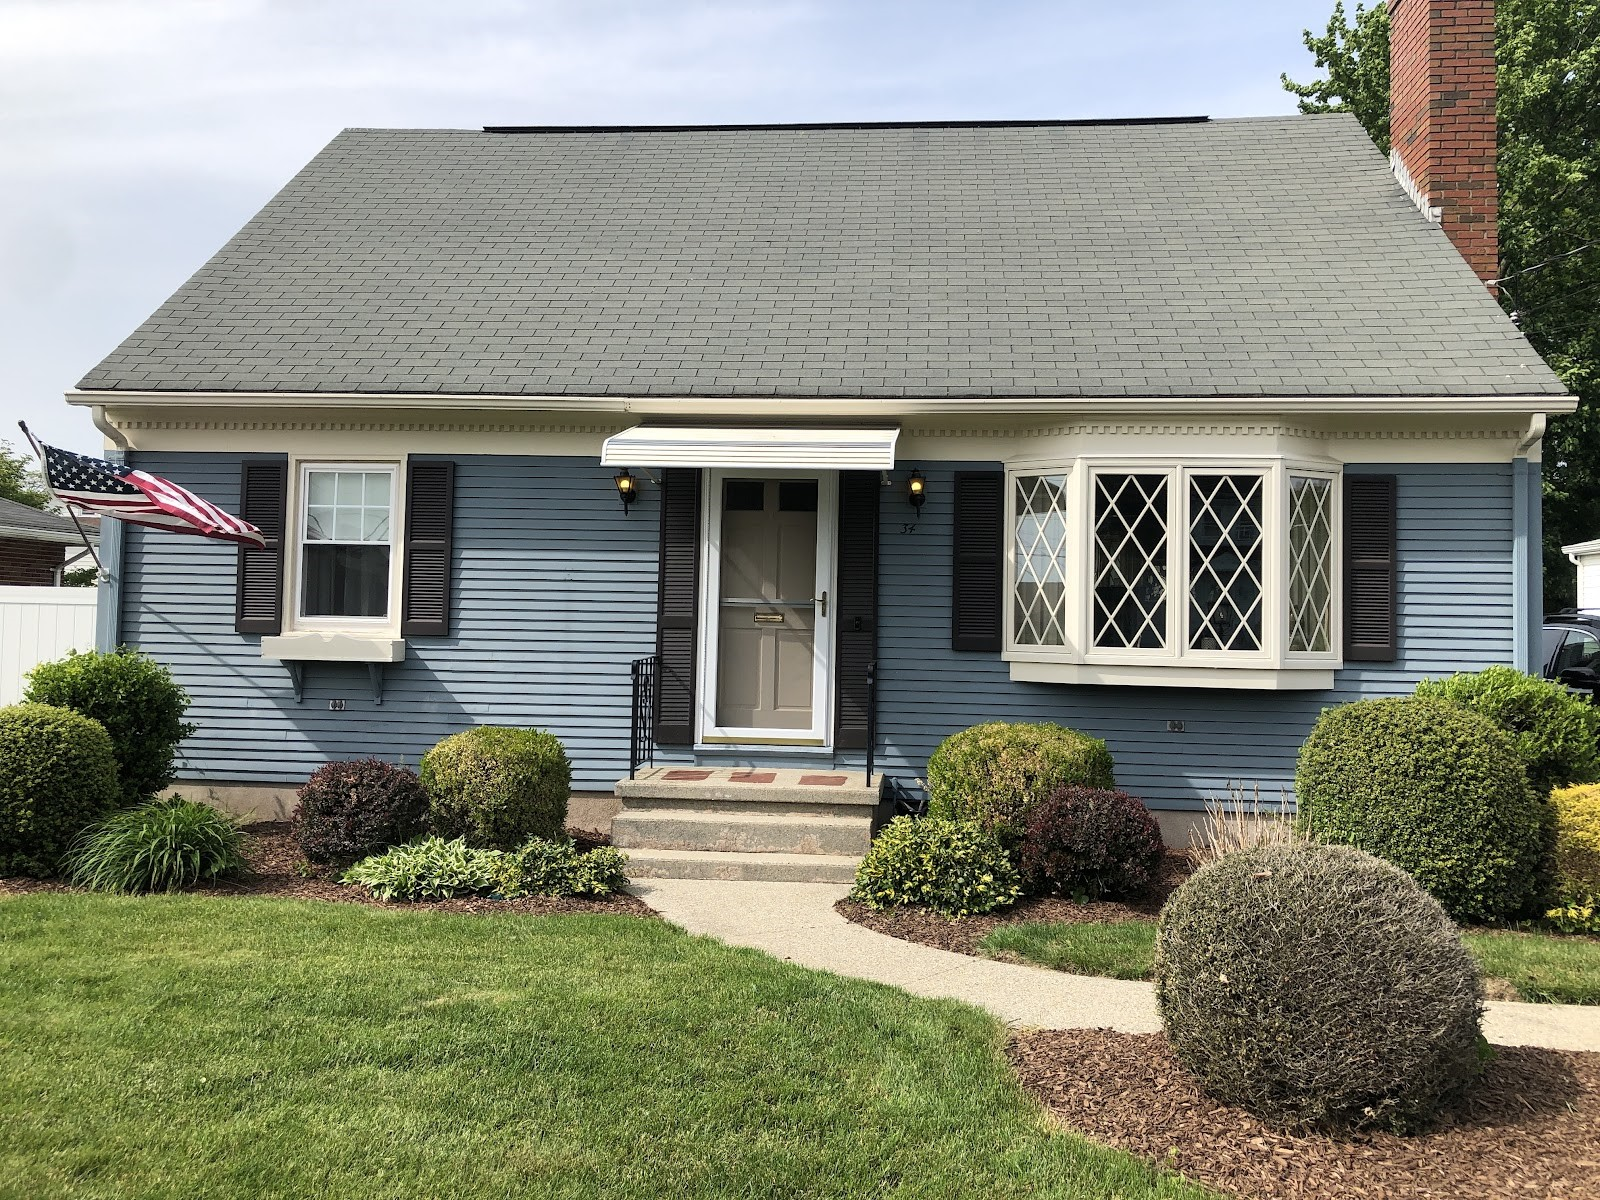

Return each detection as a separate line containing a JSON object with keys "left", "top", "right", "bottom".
{"left": 1415, "top": 665, "right": 1600, "bottom": 793}
{"left": 926, "top": 722, "right": 1115, "bottom": 844}
{"left": 421, "top": 726, "right": 571, "bottom": 850}
{"left": 0, "top": 702, "right": 120, "bottom": 877}
{"left": 851, "top": 816, "right": 1020, "bottom": 917}
{"left": 340, "top": 837, "right": 504, "bottom": 903}
{"left": 293, "top": 758, "right": 430, "bottom": 862}
{"left": 1155, "top": 842, "right": 1483, "bottom": 1132}
{"left": 25, "top": 648, "right": 196, "bottom": 805}
{"left": 68, "top": 796, "right": 244, "bottom": 893}
{"left": 1016, "top": 785, "right": 1164, "bottom": 900}
{"left": 1295, "top": 696, "right": 1551, "bottom": 922}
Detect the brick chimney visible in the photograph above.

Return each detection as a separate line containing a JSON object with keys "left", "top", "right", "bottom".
{"left": 1388, "top": 0, "right": 1498, "bottom": 285}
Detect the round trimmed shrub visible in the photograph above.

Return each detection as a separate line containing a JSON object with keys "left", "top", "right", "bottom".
{"left": 68, "top": 796, "right": 244, "bottom": 893}
{"left": 1415, "top": 666, "right": 1600, "bottom": 793}
{"left": 1550, "top": 783, "right": 1600, "bottom": 897}
{"left": 0, "top": 703, "right": 120, "bottom": 876}
{"left": 1155, "top": 843, "right": 1483, "bottom": 1131}
{"left": 421, "top": 727, "right": 571, "bottom": 850}
{"left": 1296, "top": 697, "right": 1550, "bottom": 922}
{"left": 927, "top": 722, "right": 1115, "bottom": 843}
{"left": 1017, "top": 786, "right": 1164, "bottom": 899}
{"left": 851, "top": 816, "right": 1021, "bottom": 916}
{"left": 24, "top": 648, "right": 196, "bottom": 805}
{"left": 293, "top": 758, "right": 430, "bottom": 862}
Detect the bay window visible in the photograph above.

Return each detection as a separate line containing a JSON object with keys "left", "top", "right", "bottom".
{"left": 1005, "top": 458, "right": 1339, "bottom": 686}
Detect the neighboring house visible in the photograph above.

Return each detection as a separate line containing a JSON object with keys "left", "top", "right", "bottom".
{"left": 67, "top": 0, "right": 1569, "bottom": 863}
{"left": 1562, "top": 540, "right": 1600, "bottom": 613}
{"left": 0, "top": 497, "right": 96, "bottom": 586}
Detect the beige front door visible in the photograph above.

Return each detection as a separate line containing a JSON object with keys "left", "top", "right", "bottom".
{"left": 711, "top": 476, "right": 830, "bottom": 734}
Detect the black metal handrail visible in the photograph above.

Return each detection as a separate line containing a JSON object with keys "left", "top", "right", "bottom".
{"left": 629, "top": 655, "right": 657, "bottom": 778}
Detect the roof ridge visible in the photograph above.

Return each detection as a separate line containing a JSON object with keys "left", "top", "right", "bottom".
{"left": 479, "top": 116, "right": 1210, "bottom": 134}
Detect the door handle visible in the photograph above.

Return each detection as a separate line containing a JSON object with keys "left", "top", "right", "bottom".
{"left": 816, "top": 590, "right": 828, "bottom": 618}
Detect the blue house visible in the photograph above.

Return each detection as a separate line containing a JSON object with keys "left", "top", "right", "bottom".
{"left": 66, "top": 15, "right": 1570, "bottom": 875}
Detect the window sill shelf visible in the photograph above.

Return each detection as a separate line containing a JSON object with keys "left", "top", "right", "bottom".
{"left": 260, "top": 633, "right": 405, "bottom": 705}
{"left": 261, "top": 633, "right": 406, "bottom": 663}
{"left": 1007, "top": 659, "right": 1336, "bottom": 691}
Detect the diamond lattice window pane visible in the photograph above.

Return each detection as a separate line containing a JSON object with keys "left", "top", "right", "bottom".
{"left": 1188, "top": 474, "right": 1264, "bottom": 652}
{"left": 1013, "top": 473, "right": 1070, "bottom": 646}
{"left": 1092, "top": 473, "right": 1169, "bottom": 649}
{"left": 1288, "top": 476, "right": 1334, "bottom": 652}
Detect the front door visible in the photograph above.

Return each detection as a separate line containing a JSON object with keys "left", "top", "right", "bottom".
{"left": 700, "top": 471, "right": 835, "bottom": 744}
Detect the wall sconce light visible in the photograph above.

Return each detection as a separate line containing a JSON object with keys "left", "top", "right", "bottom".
{"left": 613, "top": 467, "right": 638, "bottom": 513}
{"left": 906, "top": 469, "right": 927, "bottom": 511}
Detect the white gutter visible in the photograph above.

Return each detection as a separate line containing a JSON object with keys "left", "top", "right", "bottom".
{"left": 90, "top": 403, "right": 130, "bottom": 450}
{"left": 1516, "top": 413, "right": 1548, "bottom": 457}
{"left": 66, "top": 388, "right": 1579, "bottom": 419}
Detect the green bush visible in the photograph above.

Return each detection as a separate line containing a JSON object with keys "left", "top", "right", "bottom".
{"left": 67, "top": 796, "right": 244, "bottom": 893}
{"left": 0, "top": 703, "right": 120, "bottom": 876}
{"left": 1295, "top": 697, "right": 1551, "bottom": 922}
{"left": 340, "top": 837, "right": 505, "bottom": 902}
{"left": 851, "top": 817, "right": 1021, "bottom": 917}
{"left": 496, "top": 839, "right": 629, "bottom": 897}
{"left": 1155, "top": 843, "right": 1483, "bottom": 1131}
{"left": 1544, "top": 784, "right": 1600, "bottom": 933}
{"left": 926, "top": 722, "right": 1115, "bottom": 843}
{"left": 421, "top": 727, "right": 571, "bottom": 850}
{"left": 1415, "top": 666, "right": 1600, "bottom": 793}
{"left": 24, "top": 648, "right": 196, "bottom": 805}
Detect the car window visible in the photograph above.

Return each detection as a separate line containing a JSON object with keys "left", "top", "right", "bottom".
{"left": 1544, "top": 626, "right": 1568, "bottom": 673}
{"left": 1553, "top": 629, "right": 1600, "bottom": 675}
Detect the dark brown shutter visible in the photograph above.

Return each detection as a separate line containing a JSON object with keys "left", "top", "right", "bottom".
{"left": 1344, "top": 475, "right": 1398, "bottom": 661}
{"left": 654, "top": 468, "right": 701, "bottom": 746}
{"left": 834, "top": 471, "right": 881, "bottom": 750}
{"left": 951, "top": 471, "right": 1004, "bottom": 652}
{"left": 401, "top": 459, "right": 455, "bottom": 637}
{"left": 234, "top": 458, "right": 288, "bottom": 635}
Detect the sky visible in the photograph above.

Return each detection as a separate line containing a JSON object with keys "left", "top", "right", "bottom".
{"left": 1, "top": 0, "right": 1338, "bottom": 456}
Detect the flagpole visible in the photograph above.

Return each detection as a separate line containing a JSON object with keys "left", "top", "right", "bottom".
{"left": 17, "top": 420, "right": 104, "bottom": 577}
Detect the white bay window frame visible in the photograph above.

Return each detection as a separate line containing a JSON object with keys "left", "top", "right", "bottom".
{"left": 1003, "top": 456, "right": 1341, "bottom": 689}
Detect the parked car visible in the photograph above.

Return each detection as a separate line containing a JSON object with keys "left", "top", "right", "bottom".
{"left": 1542, "top": 611, "right": 1600, "bottom": 695}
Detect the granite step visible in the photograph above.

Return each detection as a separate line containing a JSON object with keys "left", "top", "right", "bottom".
{"left": 622, "top": 847, "right": 862, "bottom": 884}
{"left": 613, "top": 808, "right": 873, "bottom": 856}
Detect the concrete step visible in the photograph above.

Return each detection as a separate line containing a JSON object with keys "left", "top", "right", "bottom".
{"left": 613, "top": 808, "right": 872, "bottom": 856}
{"left": 623, "top": 847, "right": 862, "bottom": 884}
{"left": 617, "top": 766, "right": 881, "bottom": 809}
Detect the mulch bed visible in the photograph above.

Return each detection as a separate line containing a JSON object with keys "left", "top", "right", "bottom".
{"left": 0, "top": 822, "right": 656, "bottom": 918}
{"left": 835, "top": 851, "right": 1191, "bottom": 957}
{"left": 1012, "top": 1028, "right": 1600, "bottom": 1200}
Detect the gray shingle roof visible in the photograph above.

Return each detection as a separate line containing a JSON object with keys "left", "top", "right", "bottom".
{"left": 0, "top": 496, "right": 96, "bottom": 543}
{"left": 78, "top": 116, "right": 1567, "bottom": 399}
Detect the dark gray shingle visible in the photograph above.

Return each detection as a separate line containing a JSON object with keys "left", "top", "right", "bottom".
{"left": 78, "top": 117, "right": 1566, "bottom": 399}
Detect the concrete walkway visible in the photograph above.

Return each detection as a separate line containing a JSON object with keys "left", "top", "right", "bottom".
{"left": 631, "top": 878, "right": 1600, "bottom": 1052}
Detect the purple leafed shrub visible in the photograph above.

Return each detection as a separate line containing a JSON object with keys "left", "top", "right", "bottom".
{"left": 293, "top": 758, "right": 430, "bottom": 862}
{"left": 1017, "top": 785, "right": 1165, "bottom": 900}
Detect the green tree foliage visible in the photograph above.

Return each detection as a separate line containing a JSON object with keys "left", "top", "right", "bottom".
{"left": 1281, "top": 2, "right": 1392, "bottom": 154}
{"left": 0, "top": 440, "right": 50, "bottom": 510}
{"left": 1285, "top": 2, "right": 1600, "bottom": 606}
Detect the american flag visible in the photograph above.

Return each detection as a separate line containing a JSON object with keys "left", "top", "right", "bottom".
{"left": 27, "top": 432, "right": 265, "bottom": 548}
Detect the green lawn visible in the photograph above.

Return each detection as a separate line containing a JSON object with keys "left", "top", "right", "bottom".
{"left": 981, "top": 919, "right": 1600, "bottom": 1006}
{"left": 0, "top": 894, "right": 1212, "bottom": 1200}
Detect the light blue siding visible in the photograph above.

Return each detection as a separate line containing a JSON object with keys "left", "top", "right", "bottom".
{"left": 118, "top": 453, "right": 1518, "bottom": 806}
{"left": 121, "top": 453, "right": 663, "bottom": 790}
{"left": 870, "top": 462, "right": 1517, "bottom": 808}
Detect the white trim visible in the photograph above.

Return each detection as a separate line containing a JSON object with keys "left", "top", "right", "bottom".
{"left": 67, "top": 388, "right": 1576, "bottom": 418}
{"left": 695, "top": 469, "right": 836, "bottom": 747}
{"left": 602, "top": 425, "right": 898, "bottom": 470}
{"left": 286, "top": 458, "right": 404, "bottom": 637}
{"left": 261, "top": 633, "right": 405, "bottom": 663}
{"left": 1008, "top": 661, "right": 1336, "bottom": 691}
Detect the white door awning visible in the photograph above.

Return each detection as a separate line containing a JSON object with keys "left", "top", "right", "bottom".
{"left": 600, "top": 425, "right": 899, "bottom": 470}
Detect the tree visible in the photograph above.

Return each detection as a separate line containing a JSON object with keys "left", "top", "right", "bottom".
{"left": 0, "top": 440, "right": 50, "bottom": 510}
{"left": 1285, "top": 0, "right": 1600, "bottom": 607}
{"left": 1281, "top": 2, "right": 1392, "bottom": 155}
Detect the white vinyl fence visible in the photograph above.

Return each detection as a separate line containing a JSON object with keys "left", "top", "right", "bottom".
{"left": 0, "top": 586, "right": 98, "bottom": 704}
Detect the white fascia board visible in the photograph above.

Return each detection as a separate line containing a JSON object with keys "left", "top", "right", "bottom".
{"left": 600, "top": 425, "right": 899, "bottom": 469}
{"left": 66, "top": 389, "right": 1578, "bottom": 418}
{"left": 1562, "top": 538, "right": 1600, "bottom": 557}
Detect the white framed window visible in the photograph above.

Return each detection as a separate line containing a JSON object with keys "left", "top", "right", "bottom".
{"left": 294, "top": 463, "right": 400, "bottom": 628}
{"left": 1003, "top": 457, "right": 1341, "bottom": 688}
